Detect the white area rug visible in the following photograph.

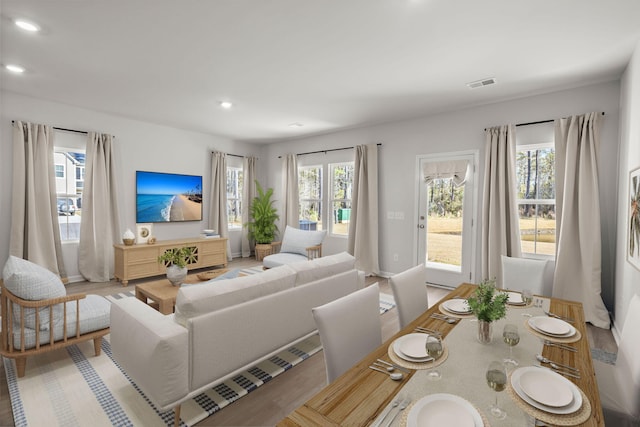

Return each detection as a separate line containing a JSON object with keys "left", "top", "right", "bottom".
{"left": 4, "top": 334, "right": 321, "bottom": 427}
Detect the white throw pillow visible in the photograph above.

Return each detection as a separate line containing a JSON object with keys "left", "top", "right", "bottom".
{"left": 2, "top": 256, "right": 67, "bottom": 330}
{"left": 280, "top": 226, "right": 326, "bottom": 257}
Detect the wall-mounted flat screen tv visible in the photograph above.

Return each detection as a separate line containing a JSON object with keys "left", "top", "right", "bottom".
{"left": 136, "top": 171, "right": 203, "bottom": 223}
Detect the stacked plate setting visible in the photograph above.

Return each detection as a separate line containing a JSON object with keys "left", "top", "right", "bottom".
{"left": 506, "top": 291, "right": 526, "bottom": 306}
{"left": 511, "top": 367, "right": 582, "bottom": 414}
{"left": 407, "top": 393, "right": 484, "bottom": 427}
{"left": 440, "top": 298, "right": 471, "bottom": 315}
{"left": 392, "top": 333, "right": 433, "bottom": 363}
{"left": 528, "top": 316, "right": 577, "bottom": 338}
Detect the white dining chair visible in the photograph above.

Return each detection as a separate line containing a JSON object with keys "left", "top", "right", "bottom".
{"left": 594, "top": 293, "right": 640, "bottom": 426}
{"left": 312, "top": 283, "right": 382, "bottom": 383}
{"left": 389, "top": 264, "right": 429, "bottom": 329}
{"left": 501, "top": 255, "right": 549, "bottom": 296}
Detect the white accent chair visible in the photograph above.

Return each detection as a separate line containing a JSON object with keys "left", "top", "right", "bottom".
{"left": 501, "top": 255, "right": 550, "bottom": 296}
{"left": 312, "top": 283, "right": 382, "bottom": 383}
{"left": 263, "top": 226, "right": 326, "bottom": 269}
{"left": 594, "top": 294, "right": 640, "bottom": 426}
{"left": 389, "top": 264, "right": 429, "bottom": 329}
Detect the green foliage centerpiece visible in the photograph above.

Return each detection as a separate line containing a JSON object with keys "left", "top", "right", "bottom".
{"left": 466, "top": 279, "right": 508, "bottom": 344}
{"left": 158, "top": 247, "right": 191, "bottom": 286}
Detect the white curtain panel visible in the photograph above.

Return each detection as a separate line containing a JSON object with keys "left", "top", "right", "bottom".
{"left": 209, "top": 152, "right": 231, "bottom": 261}
{"left": 241, "top": 156, "right": 257, "bottom": 257}
{"left": 422, "top": 159, "right": 469, "bottom": 186}
{"left": 10, "top": 121, "right": 66, "bottom": 279}
{"left": 481, "top": 125, "right": 522, "bottom": 284}
{"left": 78, "top": 132, "right": 121, "bottom": 282}
{"left": 347, "top": 144, "right": 380, "bottom": 275}
{"left": 554, "top": 112, "right": 610, "bottom": 329}
{"left": 281, "top": 154, "right": 299, "bottom": 231}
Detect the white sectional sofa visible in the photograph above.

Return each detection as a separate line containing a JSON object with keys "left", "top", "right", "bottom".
{"left": 110, "top": 252, "right": 362, "bottom": 425}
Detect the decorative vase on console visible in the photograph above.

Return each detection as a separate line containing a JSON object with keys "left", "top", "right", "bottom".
{"left": 466, "top": 278, "right": 508, "bottom": 344}
{"left": 158, "top": 247, "right": 190, "bottom": 286}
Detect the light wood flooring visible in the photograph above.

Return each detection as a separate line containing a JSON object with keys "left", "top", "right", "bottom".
{"left": 0, "top": 258, "right": 618, "bottom": 427}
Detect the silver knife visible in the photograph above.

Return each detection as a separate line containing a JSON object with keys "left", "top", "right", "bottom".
{"left": 370, "top": 396, "right": 401, "bottom": 427}
{"left": 376, "top": 358, "right": 410, "bottom": 373}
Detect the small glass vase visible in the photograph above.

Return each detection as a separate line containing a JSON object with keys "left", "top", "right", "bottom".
{"left": 477, "top": 319, "right": 494, "bottom": 344}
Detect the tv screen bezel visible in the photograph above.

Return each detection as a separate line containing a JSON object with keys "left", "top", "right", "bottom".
{"left": 135, "top": 170, "right": 203, "bottom": 223}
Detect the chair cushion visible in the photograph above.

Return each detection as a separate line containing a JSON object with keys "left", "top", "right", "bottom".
{"left": 501, "top": 255, "right": 548, "bottom": 296}
{"left": 389, "top": 264, "right": 429, "bottom": 328}
{"left": 263, "top": 252, "right": 308, "bottom": 269}
{"left": 280, "top": 226, "right": 326, "bottom": 257}
{"left": 2, "top": 256, "right": 67, "bottom": 330}
{"left": 174, "top": 265, "right": 297, "bottom": 326}
{"left": 11, "top": 294, "right": 110, "bottom": 350}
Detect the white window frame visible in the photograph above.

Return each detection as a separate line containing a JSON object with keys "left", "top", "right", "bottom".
{"left": 329, "top": 162, "right": 354, "bottom": 238}
{"left": 298, "top": 165, "right": 323, "bottom": 231}
{"left": 55, "top": 146, "right": 85, "bottom": 242}
{"left": 226, "top": 166, "right": 243, "bottom": 230}
{"left": 516, "top": 142, "right": 556, "bottom": 259}
{"left": 55, "top": 164, "right": 65, "bottom": 178}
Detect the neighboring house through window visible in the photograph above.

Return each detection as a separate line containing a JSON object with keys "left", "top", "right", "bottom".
{"left": 55, "top": 148, "right": 85, "bottom": 241}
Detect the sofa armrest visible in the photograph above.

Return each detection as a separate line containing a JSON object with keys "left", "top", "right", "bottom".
{"left": 110, "top": 298, "right": 189, "bottom": 411}
{"left": 306, "top": 244, "right": 322, "bottom": 260}
{"left": 270, "top": 241, "right": 282, "bottom": 254}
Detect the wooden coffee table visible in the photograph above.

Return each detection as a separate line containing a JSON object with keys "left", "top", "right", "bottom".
{"left": 135, "top": 269, "right": 229, "bottom": 314}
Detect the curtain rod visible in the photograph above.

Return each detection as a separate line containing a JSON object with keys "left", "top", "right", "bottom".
{"left": 211, "top": 152, "right": 255, "bottom": 159}
{"left": 485, "top": 112, "right": 605, "bottom": 131}
{"left": 11, "top": 120, "right": 116, "bottom": 137}
{"left": 278, "top": 143, "right": 382, "bottom": 159}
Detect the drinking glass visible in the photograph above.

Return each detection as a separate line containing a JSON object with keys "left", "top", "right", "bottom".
{"left": 503, "top": 323, "right": 520, "bottom": 366}
{"left": 522, "top": 289, "right": 533, "bottom": 306}
{"left": 486, "top": 360, "right": 507, "bottom": 419}
{"left": 425, "top": 334, "right": 443, "bottom": 380}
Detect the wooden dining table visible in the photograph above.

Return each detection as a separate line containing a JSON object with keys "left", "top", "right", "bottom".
{"left": 277, "top": 283, "right": 604, "bottom": 427}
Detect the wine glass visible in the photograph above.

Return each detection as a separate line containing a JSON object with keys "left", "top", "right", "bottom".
{"left": 486, "top": 360, "right": 507, "bottom": 419}
{"left": 522, "top": 289, "right": 533, "bottom": 306}
{"left": 425, "top": 334, "right": 443, "bottom": 380}
{"left": 503, "top": 323, "right": 520, "bottom": 367}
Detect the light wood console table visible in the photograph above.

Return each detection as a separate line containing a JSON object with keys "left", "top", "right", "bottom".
{"left": 113, "top": 237, "right": 228, "bottom": 286}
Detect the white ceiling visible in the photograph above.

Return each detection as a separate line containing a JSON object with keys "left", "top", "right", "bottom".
{"left": 2, "top": 1, "right": 640, "bottom": 143}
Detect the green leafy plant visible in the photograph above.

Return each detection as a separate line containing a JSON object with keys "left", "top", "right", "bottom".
{"left": 157, "top": 247, "right": 192, "bottom": 269}
{"left": 245, "top": 180, "right": 279, "bottom": 244}
{"left": 466, "top": 278, "right": 508, "bottom": 322}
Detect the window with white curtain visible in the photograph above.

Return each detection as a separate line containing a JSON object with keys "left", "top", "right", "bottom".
{"left": 515, "top": 142, "right": 556, "bottom": 257}
{"left": 55, "top": 131, "right": 86, "bottom": 241}
{"left": 329, "top": 162, "right": 354, "bottom": 237}
{"left": 226, "top": 166, "right": 243, "bottom": 229}
{"left": 298, "top": 165, "right": 323, "bottom": 230}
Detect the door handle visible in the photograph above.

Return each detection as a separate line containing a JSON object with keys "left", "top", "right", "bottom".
{"left": 418, "top": 224, "right": 425, "bottom": 229}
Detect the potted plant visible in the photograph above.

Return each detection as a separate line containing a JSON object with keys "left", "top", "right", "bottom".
{"left": 158, "top": 247, "right": 191, "bottom": 286}
{"left": 245, "top": 180, "right": 279, "bottom": 261}
{"left": 466, "top": 278, "right": 508, "bottom": 343}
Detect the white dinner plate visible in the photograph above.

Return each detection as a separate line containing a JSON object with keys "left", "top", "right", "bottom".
{"left": 393, "top": 334, "right": 432, "bottom": 362}
{"left": 407, "top": 393, "right": 483, "bottom": 427}
{"left": 528, "top": 316, "right": 576, "bottom": 337}
{"left": 519, "top": 370, "right": 574, "bottom": 407}
{"left": 506, "top": 291, "right": 525, "bottom": 305}
{"left": 511, "top": 367, "right": 582, "bottom": 414}
{"left": 442, "top": 298, "right": 471, "bottom": 314}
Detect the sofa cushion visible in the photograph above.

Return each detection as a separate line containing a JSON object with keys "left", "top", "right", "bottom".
{"left": 174, "top": 265, "right": 297, "bottom": 326}
{"left": 288, "top": 252, "right": 355, "bottom": 286}
{"left": 11, "top": 294, "right": 110, "bottom": 350}
{"left": 2, "top": 256, "right": 67, "bottom": 330}
{"left": 262, "top": 252, "right": 308, "bottom": 269}
{"left": 279, "top": 226, "right": 326, "bottom": 257}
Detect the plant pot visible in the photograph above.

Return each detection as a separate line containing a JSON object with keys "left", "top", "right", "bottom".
{"left": 255, "top": 243, "right": 272, "bottom": 261}
{"left": 166, "top": 265, "right": 188, "bottom": 286}
{"left": 477, "top": 319, "right": 493, "bottom": 344}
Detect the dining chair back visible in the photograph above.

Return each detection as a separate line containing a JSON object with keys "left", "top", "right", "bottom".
{"left": 389, "top": 264, "right": 429, "bottom": 329}
{"left": 312, "top": 283, "right": 382, "bottom": 383}
{"left": 501, "top": 255, "right": 549, "bottom": 296}
{"left": 594, "top": 293, "right": 640, "bottom": 426}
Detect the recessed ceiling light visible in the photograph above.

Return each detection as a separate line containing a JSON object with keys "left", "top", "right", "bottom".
{"left": 219, "top": 101, "right": 233, "bottom": 109}
{"left": 288, "top": 122, "right": 304, "bottom": 128}
{"left": 6, "top": 64, "right": 25, "bottom": 73}
{"left": 15, "top": 19, "right": 40, "bottom": 32}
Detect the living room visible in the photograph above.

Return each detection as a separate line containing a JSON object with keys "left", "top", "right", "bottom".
{"left": 2, "top": 1, "right": 640, "bottom": 426}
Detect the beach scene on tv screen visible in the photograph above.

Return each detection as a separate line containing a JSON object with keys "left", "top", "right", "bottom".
{"left": 136, "top": 171, "right": 202, "bottom": 222}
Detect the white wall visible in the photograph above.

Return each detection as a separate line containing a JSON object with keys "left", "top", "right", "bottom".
{"left": 614, "top": 40, "right": 640, "bottom": 335}
{"left": 0, "top": 92, "right": 265, "bottom": 282}
{"left": 264, "top": 81, "right": 621, "bottom": 311}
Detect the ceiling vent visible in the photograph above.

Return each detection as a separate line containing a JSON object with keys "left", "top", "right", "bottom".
{"left": 467, "top": 77, "right": 496, "bottom": 89}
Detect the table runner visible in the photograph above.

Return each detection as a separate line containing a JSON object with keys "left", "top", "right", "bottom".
{"left": 379, "top": 297, "right": 589, "bottom": 426}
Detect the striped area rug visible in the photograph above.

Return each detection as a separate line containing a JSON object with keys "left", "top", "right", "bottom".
{"left": 4, "top": 334, "right": 322, "bottom": 427}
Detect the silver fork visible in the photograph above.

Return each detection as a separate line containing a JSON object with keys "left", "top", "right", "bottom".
{"left": 383, "top": 397, "right": 410, "bottom": 427}
{"left": 371, "top": 396, "right": 401, "bottom": 427}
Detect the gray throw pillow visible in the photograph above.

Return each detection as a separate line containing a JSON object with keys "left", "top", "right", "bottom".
{"left": 2, "top": 256, "right": 67, "bottom": 330}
